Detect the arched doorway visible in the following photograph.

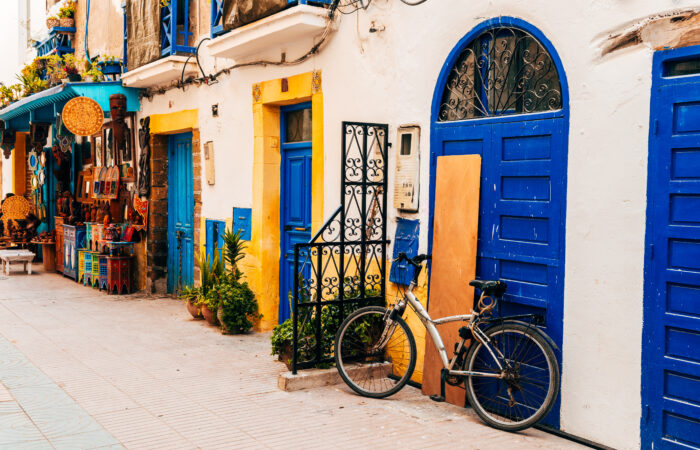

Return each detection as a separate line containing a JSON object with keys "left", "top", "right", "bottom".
{"left": 429, "top": 18, "right": 569, "bottom": 427}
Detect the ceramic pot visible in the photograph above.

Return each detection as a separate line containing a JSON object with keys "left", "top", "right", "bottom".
{"left": 201, "top": 304, "right": 219, "bottom": 326}
{"left": 67, "top": 74, "right": 81, "bottom": 82}
{"left": 186, "top": 299, "right": 202, "bottom": 319}
{"left": 59, "top": 17, "right": 74, "bottom": 28}
{"left": 46, "top": 18, "right": 59, "bottom": 28}
{"left": 278, "top": 345, "right": 293, "bottom": 370}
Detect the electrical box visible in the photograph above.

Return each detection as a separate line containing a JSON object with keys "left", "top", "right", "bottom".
{"left": 393, "top": 126, "right": 420, "bottom": 212}
{"left": 204, "top": 141, "right": 215, "bottom": 185}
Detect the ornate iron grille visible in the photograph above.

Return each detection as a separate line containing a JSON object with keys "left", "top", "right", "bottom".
{"left": 438, "top": 26, "right": 562, "bottom": 121}
{"left": 292, "top": 122, "right": 389, "bottom": 373}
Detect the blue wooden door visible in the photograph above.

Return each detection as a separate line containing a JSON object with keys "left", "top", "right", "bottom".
{"left": 643, "top": 48, "right": 700, "bottom": 449}
{"left": 280, "top": 104, "right": 313, "bottom": 323}
{"left": 167, "top": 132, "right": 194, "bottom": 293}
{"left": 431, "top": 116, "right": 566, "bottom": 427}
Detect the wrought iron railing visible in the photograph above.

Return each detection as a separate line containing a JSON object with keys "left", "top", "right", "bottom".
{"left": 292, "top": 122, "right": 389, "bottom": 373}
{"left": 34, "top": 27, "right": 76, "bottom": 57}
{"left": 161, "top": 0, "right": 196, "bottom": 57}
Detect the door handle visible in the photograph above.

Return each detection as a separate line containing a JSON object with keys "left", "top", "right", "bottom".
{"left": 284, "top": 226, "right": 310, "bottom": 231}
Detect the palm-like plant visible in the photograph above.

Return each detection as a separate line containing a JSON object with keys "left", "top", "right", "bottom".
{"left": 222, "top": 229, "right": 247, "bottom": 280}
{"left": 195, "top": 246, "right": 224, "bottom": 296}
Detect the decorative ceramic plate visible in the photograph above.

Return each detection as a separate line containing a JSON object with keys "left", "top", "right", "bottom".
{"left": 31, "top": 175, "right": 38, "bottom": 190}
{"left": 40, "top": 152, "right": 46, "bottom": 166}
{"left": 38, "top": 171, "right": 45, "bottom": 185}
{"left": 62, "top": 97, "right": 104, "bottom": 136}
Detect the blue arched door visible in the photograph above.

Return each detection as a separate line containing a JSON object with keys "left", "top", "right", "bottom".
{"left": 429, "top": 18, "right": 569, "bottom": 428}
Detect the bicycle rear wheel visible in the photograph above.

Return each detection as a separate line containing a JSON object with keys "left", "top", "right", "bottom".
{"left": 335, "top": 306, "right": 416, "bottom": 398}
{"left": 464, "top": 322, "right": 559, "bottom": 432}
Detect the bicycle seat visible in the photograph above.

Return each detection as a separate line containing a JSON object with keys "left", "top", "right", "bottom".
{"left": 469, "top": 280, "right": 507, "bottom": 297}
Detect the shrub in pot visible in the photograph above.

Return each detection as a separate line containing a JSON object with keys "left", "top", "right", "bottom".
{"left": 179, "top": 286, "right": 203, "bottom": 319}
{"left": 58, "top": 1, "right": 76, "bottom": 28}
{"left": 214, "top": 277, "right": 261, "bottom": 334}
{"left": 195, "top": 247, "right": 224, "bottom": 326}
{"left": 46, "top": 16, "right": 59, "bottom": 29}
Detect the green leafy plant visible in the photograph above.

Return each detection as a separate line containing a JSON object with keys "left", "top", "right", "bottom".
{"left": 209, "top": 278, "right": 261, "bottom": 334}
{"left": 81, "top": 64, "right": 103, "bottom": 82}
{"left": 222, "top": 229, "right": 246, "bottom": 280}
{"left": 271, "top": 283, "right": 383, "bottom": 368}
{"left": 178, "top": 285, "right": 202, "bottom": 305}
{"left": 16, "top": 72, "right": 47, "bottom": 97}
{"left": 98, "top": 55, "right": 121, "bottom": 64}
{"left": 58, "top": 1, "right": 76, "bottom": 19}
{"left": 62, "top": 54, "right": 80, "bottom": 76}
{"left": 195, "top": 246, "right": 224, "bottom": 298}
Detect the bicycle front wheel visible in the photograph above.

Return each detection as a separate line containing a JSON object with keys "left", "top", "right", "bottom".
{"left": 464, "top": 322, "right": 560, "bottom": 432}
{"left": 335, "top": 306, "right": 416, "bottom": 398}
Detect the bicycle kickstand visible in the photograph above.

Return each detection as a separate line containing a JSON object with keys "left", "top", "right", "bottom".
{"left": 429, "top": 368, "right": 448, "bottom": 403}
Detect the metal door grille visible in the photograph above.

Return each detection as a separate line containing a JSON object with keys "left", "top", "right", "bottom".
{"left": 292, "top": 122, "right": 389, "bottom": 372}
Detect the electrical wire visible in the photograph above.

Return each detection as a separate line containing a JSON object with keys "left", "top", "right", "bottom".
{"left": 156, "top": 0, "right": 343, "bottom": 98}
{"left": 84, "top": 0, "right": 91, "bottom": 63}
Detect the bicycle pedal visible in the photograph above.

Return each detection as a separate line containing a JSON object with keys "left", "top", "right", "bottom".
{"left": 429, "top": 395, "right": 445, "bottom": 403}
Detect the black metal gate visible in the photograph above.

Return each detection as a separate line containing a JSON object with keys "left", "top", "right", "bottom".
{"left": 292, "top": 122, "right": 389, "bottom": 373}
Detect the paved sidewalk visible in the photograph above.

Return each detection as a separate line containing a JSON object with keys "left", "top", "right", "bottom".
{"left": 0, "top": 268, "right": 584, "bottom": 449}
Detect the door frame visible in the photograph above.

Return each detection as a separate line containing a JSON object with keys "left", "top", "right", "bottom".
{"left": 279, "top": 101, "right": 313, "bottom": 323}
{"left": 642, "top": 44, "right": 700, "bottom": 448}
{"left": 167, "top": 131, "right": 194, "bottom": 293}
{"left": 428, "top": 17, "right": 570, "bottom": 428}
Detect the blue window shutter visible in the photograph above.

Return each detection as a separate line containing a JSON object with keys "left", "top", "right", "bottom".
{"left": 205, "top": 219, "right": 226, "bottom": 263}
{"left": 390, "top": 218, "right": 420, "bottom": 285}
{"left": 232, "top": 207, "right": 252, "bottom": 241}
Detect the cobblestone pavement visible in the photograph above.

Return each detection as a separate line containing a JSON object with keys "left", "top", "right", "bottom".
{"left": 0, "top": 268, "right": 584, "bottom": 449}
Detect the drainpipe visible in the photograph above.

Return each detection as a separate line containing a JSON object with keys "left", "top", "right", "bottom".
{"left": 84, "top": 0, "right": 91, "bottom": 63}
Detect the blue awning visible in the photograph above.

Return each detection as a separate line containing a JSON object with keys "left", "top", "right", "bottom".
{"left": 0, "top": 81, "right": 141, "bottom": 132}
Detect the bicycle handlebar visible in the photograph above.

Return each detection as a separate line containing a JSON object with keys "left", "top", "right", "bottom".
{"left": 395, "top": 252, "right": 431, "bottom": 267}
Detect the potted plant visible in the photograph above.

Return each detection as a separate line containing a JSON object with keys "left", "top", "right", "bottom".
{"left": 81, "top": 64, "right": 104, "bottom": 83}
{"left": 63, "top": 54, "right": 82, "bottom": 82}
{"left": 179, "top": 286, "right": 203, "bottom": 319}
{"left": 97, "top": 56, "right": 122, "bottom": 77}
{"left": 45, "top": 54, "right": 63, "bottom": 86}
{"left": 58, "top": 1, "right": 76, "bottom": 28}
{"left": 195, "top": 247, "right": 224, "bottom": 325}
{"left": 46, "top": 16, "right": 59, "bottom": 29}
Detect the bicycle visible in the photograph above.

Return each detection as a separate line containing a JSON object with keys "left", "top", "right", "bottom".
{"left": 334, "top": 253, "right": 560, "bottom": 432}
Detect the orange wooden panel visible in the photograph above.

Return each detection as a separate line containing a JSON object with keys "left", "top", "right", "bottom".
{"left": 421, "top": 154, "right": 481, "bottom": 406}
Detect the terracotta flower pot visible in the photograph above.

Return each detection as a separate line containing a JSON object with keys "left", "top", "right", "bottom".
{"left": 201, "top": 304, "right": 219, "bottom": 326}
{"left": 186, "top": 299, "right": 203, "bottom": 319}
{"left": 278, "top": 345, "right": 293, "bottom": 370}
{"left": 59, "top": 17, "right": 74, "bottom": 28}
{"left": 46, "top": 18, "right": 59, "bottom": 28}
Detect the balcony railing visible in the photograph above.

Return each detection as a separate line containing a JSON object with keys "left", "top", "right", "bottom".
{"left": 34, "top": 27, "right": 76, "bottom": 57}
{"left": 210, "top": 0, "right": 333, "bottom": 38}
{"left": 161, "top": 0, "right": 196, "bottom": 56}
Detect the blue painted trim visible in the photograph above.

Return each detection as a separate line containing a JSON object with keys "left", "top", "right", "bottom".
{"left": 0, "top": 82, "right": 141, "bottom": 126}
{"left": 122, "top": 2, "right": 128, "bottom": 73}
{"left": 427, "top": 17, "right": 570, "bottom": 429}
{"left": 641, "top": 43, "right": 700, "bottom": 449}
{"left": 427, "top": 16, "right": 570, "bottom": 277}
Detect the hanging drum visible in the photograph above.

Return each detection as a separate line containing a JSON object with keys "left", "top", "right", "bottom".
{"left": 62, "top": 97, "right": 104, "bottom": 137}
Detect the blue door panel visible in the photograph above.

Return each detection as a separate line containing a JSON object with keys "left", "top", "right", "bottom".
{"left": 431, "top": 116, "right": 565, "bottom": 428}
{"left": 644, "top": 50, "right": 700, "bottom": 449}
{"left": 279, "top": 103, "right": 313, "bottom": 323}
{"left": 167, "top": 132, "right": 194, "bottom": 293}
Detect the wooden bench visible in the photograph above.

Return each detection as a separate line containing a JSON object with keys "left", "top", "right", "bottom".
{"left": 0, "top": 250, "right": 36, "bottom": 275}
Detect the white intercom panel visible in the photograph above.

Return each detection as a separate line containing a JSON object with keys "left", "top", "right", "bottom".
{"left": 393, "top": 126, "right": 420, "bottom": 212}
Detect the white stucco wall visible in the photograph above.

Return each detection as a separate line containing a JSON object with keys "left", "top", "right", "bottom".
{"left": 135, "top": 1, "right": 700, "bottom": 447}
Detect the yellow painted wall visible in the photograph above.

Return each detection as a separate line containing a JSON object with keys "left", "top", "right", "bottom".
{"left": 12, "top": 133, "right": 27, "bottom": 196}
{"left": 149, "top": 110, "right": 199, "bottom": 135}
{"left": 249, "top": 71, "right": 324, "bottom": 331}
{"left": 385, "top": 261, "right": 429, "bottom": 384}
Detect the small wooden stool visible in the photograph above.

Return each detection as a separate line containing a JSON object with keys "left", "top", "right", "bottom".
{"left": 0, "top": 250, "right": 36, "bottom": 275}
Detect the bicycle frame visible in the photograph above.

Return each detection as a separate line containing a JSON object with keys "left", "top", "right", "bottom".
{"left": 396, "top": 281, "right": 504, "bottom": 379}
